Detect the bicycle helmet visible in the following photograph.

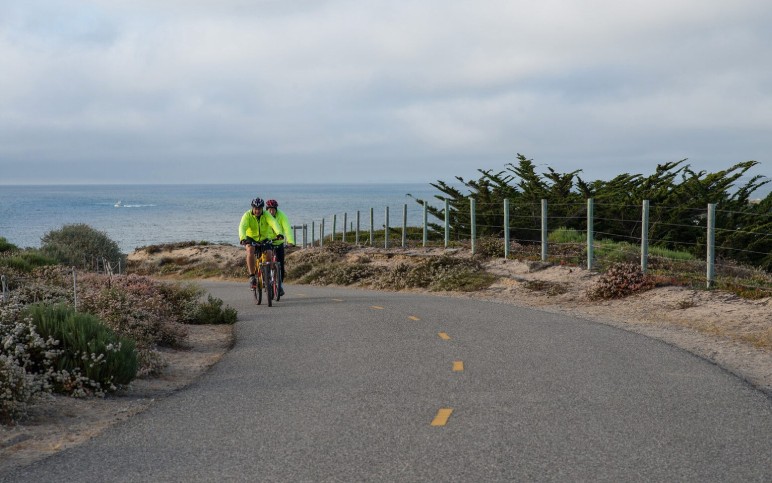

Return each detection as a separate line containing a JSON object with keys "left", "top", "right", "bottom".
{"left": 251, "top": 197, "right": 264, "bottom": 209}
{"left": 266, "top": 199, "right": 278, "bottom": 209}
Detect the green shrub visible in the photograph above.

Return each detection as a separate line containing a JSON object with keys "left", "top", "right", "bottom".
{"left": 25, "top": 304, "right": 138, "bottom": 394}
{"left": 190, "top": 295, "right": 238, "bottom": 325}
{"left": 0, "top": 237, "right": 18, "bottom": 253}
{"left": 475, "top": 237, "right": 506, "bottom": 259}
{"left": 587, "top": 263, "right": 655, "bottom": 300}
{"left": 41, "top": 224, "right": 123, "bottom": 270}
{"left": 548, "top": 227, "right": 585, "bottom": 244}
{"left": 0, "top": 249, "right": 58, "bottom": 273}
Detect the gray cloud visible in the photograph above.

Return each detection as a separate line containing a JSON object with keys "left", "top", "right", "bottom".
{"left": 1, "top": 0, "right": 770, "bottom": 185}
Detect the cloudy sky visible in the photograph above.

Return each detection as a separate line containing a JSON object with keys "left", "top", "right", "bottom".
{"left": 1, "top": 0, "right": 771, "bottom": 185}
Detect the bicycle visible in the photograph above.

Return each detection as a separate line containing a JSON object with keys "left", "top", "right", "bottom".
{"left": 249, "top": 239, "right": 281, "bottom": 307}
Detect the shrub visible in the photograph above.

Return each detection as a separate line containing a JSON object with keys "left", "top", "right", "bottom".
{"left": 41, "top": 224, "right": 123, "bottom": 270}
{"left": 190, "top": 295, "right": 238, "bottom": 325}
{"left": 0, "top": 237, "right": 19, "bottom": 253}
{"left": 587, "top": 263, "right": 655, "bottom": 300}
{"left": 475, "top": 237, "right": 506, "bottom": 259}
{"left": 0, "top": 305, "right": 59, "bottom": 423}
{"left": 548, "top": 227, "right": 585, "bottom": 244}
{"left": 25, "top": 304, "right": 138, "bottom": 395}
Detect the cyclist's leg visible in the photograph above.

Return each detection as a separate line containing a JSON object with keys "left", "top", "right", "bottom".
{"left": 276, "top": 243, "right": 286, "bottom": 280}
{"left": 245, "top": 243, "right": 257, "bottom": 287}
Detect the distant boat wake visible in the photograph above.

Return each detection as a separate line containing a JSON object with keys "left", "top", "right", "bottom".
{"left": 114, "top": 201, "right": 155, "bottom": 208}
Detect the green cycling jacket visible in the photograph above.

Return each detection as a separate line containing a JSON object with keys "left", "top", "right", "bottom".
{"left": 272, "top": 209, "right": 295, "bottom": 246}
{"left": 238, "top": 209, "right": 281, "bottom": 243}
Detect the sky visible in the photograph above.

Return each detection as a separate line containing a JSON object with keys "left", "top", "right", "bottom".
{"left": 1, "top": 0, "right": 771, "bottom": 186}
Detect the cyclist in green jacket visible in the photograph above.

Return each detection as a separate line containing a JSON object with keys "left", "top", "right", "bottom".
{"left": 239, "top": 197, "right": 282, "bottom": 288}
{"left": 265, "top": 199, "right": 294, "bottom": 296}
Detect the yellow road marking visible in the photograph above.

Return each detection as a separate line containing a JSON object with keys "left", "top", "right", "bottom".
{"left": 408, "top": 315, "right": 420, "bottom": 321}
{"left": 438, "top": 332, "right": 450, "bottom": 340}
{"left": 453, "top": 361, "right": 464, "bottom": 372}
{"left": 371, "top": 305, "right": 384, "bottom": 310}
{"left": 332, "top": 298, "right": 344, "bottom": 302}
{"left": 431, "top": 408, "right": 453, "bottom": 426}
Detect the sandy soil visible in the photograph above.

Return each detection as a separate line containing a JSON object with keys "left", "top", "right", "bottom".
{"left": 2, "top": 243, "right": 770, "bottom": 474}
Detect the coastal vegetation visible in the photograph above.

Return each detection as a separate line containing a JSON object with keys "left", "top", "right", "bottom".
{"left": 1, "top": 231, "right": 237, "bottom": 424}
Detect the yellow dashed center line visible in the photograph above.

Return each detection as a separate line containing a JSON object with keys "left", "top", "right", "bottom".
{"left": 332, "top": 298, "right": 344, "bottom": 302}
{"left": 370, "top": 305, "right": 384, "bottom": 310}
{"left": 438, "top": 332, "right": 450, "bottom": 340}
{"left": 431, "top": 408, "right": 453, "bottom": 426}
{"left": 408, "top": 315, "right": 420, "bottom": 321}
{"left": 453, "top": 361, "right": 464, "bottom": 372}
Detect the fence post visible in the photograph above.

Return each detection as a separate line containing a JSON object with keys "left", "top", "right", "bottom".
{"left": 587, "top": 198, "right": 594, "bottom": 270}
{"left": 332, "top": 214, "right": 337, "bottom": 242}
{"left": 311, "top": 221, "right": 316, "bottom": 247}
{"left": 641, "top": 200, "right": 649, "bottom": 273}
{"left": 72, "top": 267, "right": 78, "bottom": 311}
{"left": 707, "top": 203, "right": 716, "bottom": 288}
{"left": 470, "top": 198, "right": 477, "bottom": 255}
{"left": 302, "top": 224, "right": 308, "bottom": 248}
{"left": 402, "top": 204, "right": 407, "bottom": 248}
{"left": 342, "top": 213, "right": 347, "bottom": 242}
{"left": 504, "top": 199, "right": 510, "bottom": 258}
{"left": 293, "top": 226, "right": 298, "bottom": 245}
{"left": 369, "top": 208, "right": 374, "bottom": 246}
{"left": 423, "top": 201, "right": 428, "bottom": 247}
{"left": 541, "top": 199, "right": 548, "bottom": 262}
{"left": 385, "top": 206, "right": 390, "bottom": 248}
{"left": 444, "top": 198, "right": 450, "bottom": 248}
{"left": 1, "top": 274, "right": 7, "bottom": 304}
{"left": 320, "top": 219, "right": 325, "bottom": 248}
{"left": 355, "top": 211, "right": 360, "bottom": 246}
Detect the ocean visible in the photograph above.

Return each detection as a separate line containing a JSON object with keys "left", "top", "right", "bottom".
{"left": 0, "top": 184, "right": 446, "bottom": 253}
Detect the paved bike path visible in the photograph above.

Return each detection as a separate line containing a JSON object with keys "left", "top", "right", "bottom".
{"left": 4, "top": 283, "right": 771, "bottom": 482}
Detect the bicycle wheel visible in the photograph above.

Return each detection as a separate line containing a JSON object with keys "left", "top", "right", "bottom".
{"left": 274, "top": 262, "right": 282, "bottom": 301}
{"left": 264, "top": 262, "right": 273, "bottom": 307}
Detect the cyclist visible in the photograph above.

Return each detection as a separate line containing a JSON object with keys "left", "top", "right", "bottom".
{"left": 239, "top": 197, "right": 282, "bottom": 289}
{"left": 265, "top": 199, "right": 294, "bottom": 296}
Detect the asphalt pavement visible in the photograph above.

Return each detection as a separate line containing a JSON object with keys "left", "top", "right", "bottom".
{"left": 3, "top": 282, "right": 771, "bottom": 482}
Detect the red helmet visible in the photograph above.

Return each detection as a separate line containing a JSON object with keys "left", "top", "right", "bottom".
{"left": 266, "top": 199, "right": 278, "bottom": 209}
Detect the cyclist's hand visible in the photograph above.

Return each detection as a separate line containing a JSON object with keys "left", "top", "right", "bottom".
{"left": 240, "top": 239, "right": 247, "bottom": 246}
{"left": 276, "top": 234, "right": 285, "bottom": 240}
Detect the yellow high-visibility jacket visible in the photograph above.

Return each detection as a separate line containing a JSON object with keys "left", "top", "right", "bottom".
{"left": 238, "top": 209, "right": 281, "bottom": 243}
{"left": 272, "top": 209, "right": 295, "bottom": 246}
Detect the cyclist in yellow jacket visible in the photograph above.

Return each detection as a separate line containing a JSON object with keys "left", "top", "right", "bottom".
{"left": 239, "top": 197, "right": 282, "bottom": 288}
{"left": 265, "top": 199, "right": 294, "bottom": 296}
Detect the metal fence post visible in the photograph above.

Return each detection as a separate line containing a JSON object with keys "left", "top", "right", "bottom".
{"left": 707, "top": 203, "right": 716, "bottom": 288}
{"left": 311, "top": 221, "right": 315, "bottom": 247}
{"left": 444, "top": 198, "right": 450, "bottom": 248}
{"left": 541, "top": 199, "right": 548, "bottom": 262}
{"left": 470, "top": 198, "right": 476, "bottom": 255}
{"left": 423, "top": 201, "right": 428, "bottom": 247}
{"left": 332, "top": 214, "right": 337, "bottom": 242}
{"left": 320, "top": 218, "right": 325, "bottom": 248}
{"left": 641, "top": 200, "right": 650, "bottom": 273}
{"left": 369, "top": 208, "right": 374, "bottom": 246}
{"left": 342, "top": 213, "right": 347, "bottom": 242}
{"left": 587, "top": 198, "right": 594, "bottom": 270}
{"left": 402, "top": 204, "right": 407, "bottom": 248}
{"left": 504, "top": 198, "right": 510, "bottom": 259}
{"left": 303, "top": 224, "right": 308, "bottom": 248}
{"left": 356, "top": 211, "right": 360, "bottom": 246}
{"left": 385, "top": 206, "right": 390, "bottom": 248}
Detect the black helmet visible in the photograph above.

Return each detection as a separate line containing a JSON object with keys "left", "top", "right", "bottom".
{"left": 251, "top": 197, "right": 264, "bottom": 209}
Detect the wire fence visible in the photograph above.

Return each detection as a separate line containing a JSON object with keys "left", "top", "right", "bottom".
{"left": 1, "top": 256, "right": 122, "bottom": 308}
{"left": 291, "top": 198, "right": 771, "bottom": 294}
